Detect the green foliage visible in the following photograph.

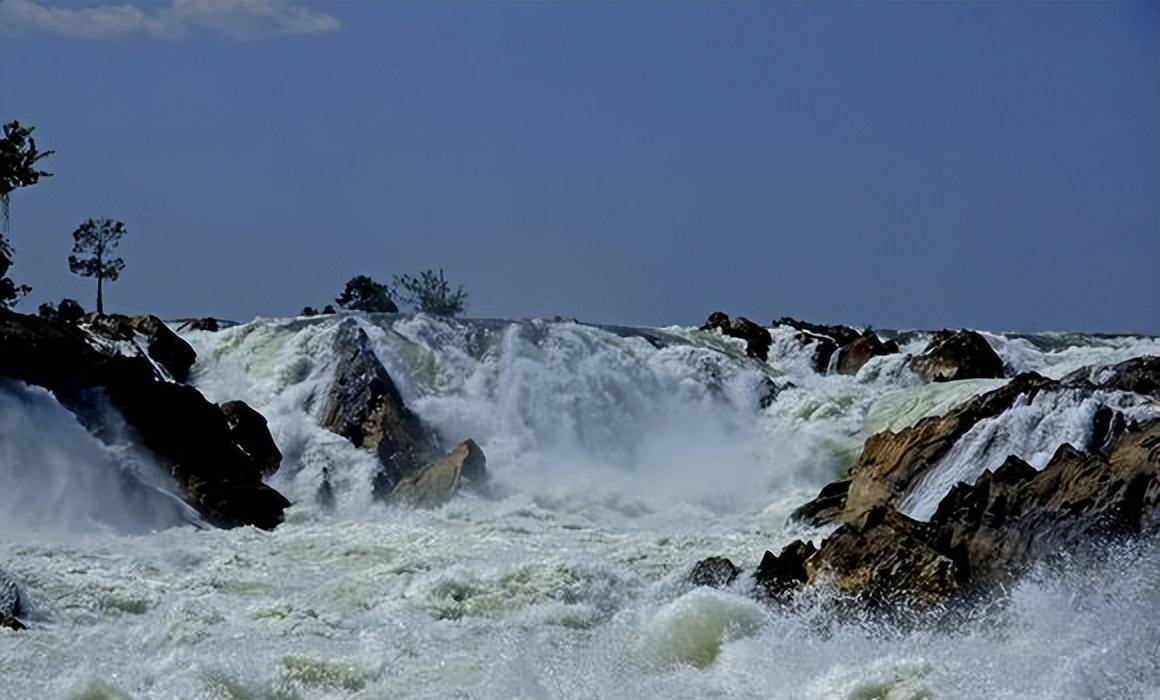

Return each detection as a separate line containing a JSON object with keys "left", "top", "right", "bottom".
{"left": 68, "top": 218, "right": 127, "bottom": 314}
{"left": 336, "top": 275, "right": 398, "bottom": 313}
{"left": 393, "top": 269, "right": 468, "bottom": 317}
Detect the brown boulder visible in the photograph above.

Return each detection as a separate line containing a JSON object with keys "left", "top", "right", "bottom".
{"left": 835, "top": 331, "right": 900, "bottom": 375}
{"left": 389, "top": 439, "right": 487, "bottom": 508}
{"left": 773, "top": 317, "right": 861, "bottom": 347}
{"left": 221, "top": 400, "right": 282, "bottom": 479}
{"left": 909, "top": 329, "right": 1003, "bottom": 382}
{"left": 754, "top": 540, "right": 817, "bottom": 601}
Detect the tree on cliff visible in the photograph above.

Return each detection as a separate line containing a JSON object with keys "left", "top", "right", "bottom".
{"left": 394, "top": 269, "right": 468, "bottom": 317}
{"left": 0, "top": 120, "right": 54, "bottom": 238}
{"left": 336, "top": 275, "right": 398, "bottom": 313}
{"left": 68, "top": 218, "right": 127, "bottom": 315}
{"left": 0, "top": 120, "right": 54, "bottom": 308}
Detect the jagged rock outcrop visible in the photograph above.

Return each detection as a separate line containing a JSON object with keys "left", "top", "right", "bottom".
{"left": 390, "top": 439, "right": 487, "bottom": 508}
{"left": 833, "top": 372, "right": 1056, "bottom": 522}
{"left": 909, "top": 329, "right": 1003, "bottom": 383}
{"left": 773, "top": 317, "right": 861, "bottom": 347}
{"left": 753, "top": 540, "right": 816, "bottom": 601}
{"left": 835, "top": 331, "right": 899, "bottom": 375}
{"left": 85, "top": 313, "right": 197, "bottom": 382}
{"left": 700, "top": 312, "right": 772, "bottom": 361}
{"left": 0, "top": 309, "right": 289, "bottom": 530}
{"left": 689, "top": 556, "right": 741, "bottom": 588}
{"left": 319, "top": 319, "right": 439, "bottom": 497}
{"left": 1063, "top": 355, "right": 1160, "bottom": 401}
{"left": 757, "top": 377, "right": 795, "bottom": 409}
{"left": 743, "top": 357, "right": 1160, "bottom": 609}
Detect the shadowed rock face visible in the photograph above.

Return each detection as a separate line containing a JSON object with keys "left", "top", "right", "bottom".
{"left": 318, "top": 319, "right": 439, "bottom": 497}
{"left": 909, "top": 329, "right": 1004, "bottom": 383}
{"left": 773, "top": 317, "right": 860, "bottom": 347}
{"left": 0, "top": 568, "right": 27, "bottom": 630}
{"left": 1063, "top": 356, "right": 1160, "bottom": 401}
{"left": 700, "top": 312, "right": 772, "bottom": 361}
{"left": 754, "top": 540, "right": 816, "bottom": 601}
{"left": 0, "top": 310, "right": 289, "bottom": 530}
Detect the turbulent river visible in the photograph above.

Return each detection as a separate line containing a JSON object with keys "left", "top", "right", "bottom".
{"left": 2, "top": 314, "right": 1159, "bottom": 699}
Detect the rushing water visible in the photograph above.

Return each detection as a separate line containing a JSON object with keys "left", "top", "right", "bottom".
{"left": 1, "top": 314, "right": 1158, "bottom": 699}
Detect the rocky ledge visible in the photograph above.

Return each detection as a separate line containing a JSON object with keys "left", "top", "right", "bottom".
{"left": 0, "top": 309, "right": 290, "bottom": 529}
{"left": 694, "top": 355, "right": 1160, "bottom": 611}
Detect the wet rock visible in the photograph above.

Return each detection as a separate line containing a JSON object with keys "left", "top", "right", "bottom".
{"left": 909, "top": 329, "right": 1003, "bottom": 383}
{"left": 319, "top": 319, "right": 439, "bottom": 497}
{"left": 0, "top": 568, "right": 27, "bottom": 630}
{"left": 57, "top": 299, "right": 85, "bottom": 324}
{"left": 835, "top": 331, "right": 900, "bottom": 376}
{"left": 796, "top": 332, "right": 839, "bottom": 374}
{"left": 840, "top": 372, "right": 1055, "bottom": 521}
{"left": 1090, "top": 405, "right": 1128, "bottom": 456}
{"left": 754, "top": 540, "right": 816, "bottom": 601}
{"left": 700, "top": 312, "right": 772, "bottom": 361}
{"left": 221, "top": 400, "right": 282, "bottom": 479}
{"left": 805, "top": 507, "right": 961, "bottom": 607}
{"left": 86, "top": 313, "right": 197, "bottom": 383}
{"left": 188, "top": 317, "right": 220, "bottom": 332}
{"left": 689, "top": 557, "right": 741, "bottom": 588}
{"left": 1064, "top": 356, "right": 1160, "bottom": 401}
{"left": 0, "top": 309, "right": 290, "bottom": 529}
{"left": 389, "top": 439, "right": 487, "bottom": 508}
{"left": 757, "top": 377, "right": 795, "bottom": 409}
{"left": 789, "top": 479, "right": 851, "bottom": 527}
{"left": 773, "top": 317, "right": 861, "bottom": 347}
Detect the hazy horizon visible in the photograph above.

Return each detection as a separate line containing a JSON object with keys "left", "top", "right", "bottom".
{"left": 2, "top": 0, "right": 1157, "bottom": 334}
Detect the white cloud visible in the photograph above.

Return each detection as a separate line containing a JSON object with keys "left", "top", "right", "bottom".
{"left": 0, "top": 0, "right": 340, "bottom": 40}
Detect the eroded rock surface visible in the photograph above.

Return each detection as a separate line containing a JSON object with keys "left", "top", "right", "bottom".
{"left": 909, "top": 329, "right": 1003, "bottom": 383}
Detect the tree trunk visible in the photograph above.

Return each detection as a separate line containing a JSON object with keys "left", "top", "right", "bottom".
{"left": 96, "top": 274, "right": 104, "bottom": 315}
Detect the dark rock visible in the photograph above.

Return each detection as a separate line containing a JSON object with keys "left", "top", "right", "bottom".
{"left": 1090, "top": 405, "right": 1128, "bottom": 456}
{"left": 773, "top": 317, "right": 861, "bottom": 347}
{"left": 57, "top": 299, "right": 85, "bottom": 323}
{"left": 0, "top": 309, "right": 290, "bottom": 529}
{"left": 758, "top": 377, "right": 795, "bottom": 409}
{"left": 789, "top": 479, "right": 851, "bottom": 527}
{"left": 188, "top": 317, "right": 220, "bottom": 332}
{"left": 909, "top": 329, "right": 1003, "bottom": 383}
{"left": 86, "top": 314, "right": 197, "bottom": 383}
{"left": 689, "top": 556, "right": 741, "bottom": 588}
{"left": 754, "top": 540, "right": 816, "bottom": 601}
{"left": 389, "top": 439, "right": 487, "bottom": 508}
{"left": 0, "top": 568, "right": 27, "bottom": 630}
{"left": 701, "top": 312, "right": 772, "bottom": 361}
{"left": 221, "top": 400, "right": 282, "bottom": 479}
{"left": 1064, "top": 356, "right": 1160, "bottom": 401}
{"left": 301, "top": 307, "right": 318, "bottom": 317}
{"left": 321, "top": 305, "right": 336, "bottom": 315}
{"left": 835, "top": 331, "right": 900, "bottom": 375}
{"left": 316, "top": 467, "right": 336, "bottom": 512}
{"left": 0, "top": 615, "right": 26, "bottom": 631}
{"left": 320, "top": 319, "right": 438, "bottom": 497}
{"left": 795, "top": 332, "right": 839, "bottom": 374}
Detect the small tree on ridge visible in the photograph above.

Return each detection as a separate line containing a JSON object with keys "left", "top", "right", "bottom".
{"left": 336, "top": 274, "right": 398, "bottom": 313}
{"left": 394, "top": 269, "right": 467, "bottom": 317}
{"left": 69, "top": 218, "right": 126, "bottom": 315}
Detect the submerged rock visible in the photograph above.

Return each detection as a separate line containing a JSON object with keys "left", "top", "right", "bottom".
{"left": 689, "top": 557, "right": 741, "bottom": 588}
{"left": 909, "top": 329, "right": 1003, "bottom": 383}
{"left": 389, "top": 439, "right": 487, "bottom": 508}
{"left": 0, "top": 568, "right": 28, "bottom": 631}
{"left": 319, "top": 319, "right": 439, "bottom": 497}
{"left": 316, "top": 467, "right": 336, "bottom": 513}
{"left": 700, "top": 312, "right": 772, "bottom": 362}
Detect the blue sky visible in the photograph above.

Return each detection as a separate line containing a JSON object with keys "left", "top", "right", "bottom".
{"left": 1, "top": 0, "right": 1157, "bottom": 332}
